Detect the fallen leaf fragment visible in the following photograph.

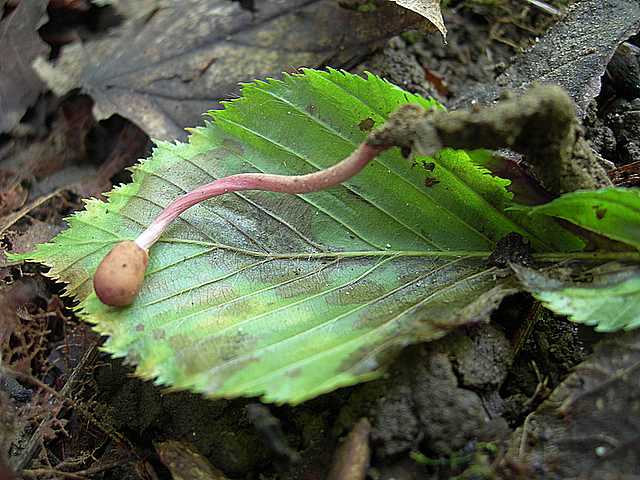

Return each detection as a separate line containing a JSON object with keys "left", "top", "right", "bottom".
{"left": 33, "top": 0, "right": 423, "bottom": 140}
{"left": 508, "top": 330, "right": 640, "bottom": 478}
{"left": 48, "top": 0, "right": 90, "bottom": 11}
{"left": 513, "top": 262, "right": 640, "bottom": 332}
{"left": 155, "top": 440, "right": 229, "bottom": 480}
{"left": 457, "top": 0, "right": 640, "bottom": 117}
{"left": 328, "top": 418, "right": 371, "bottom": 480}
{"left": 513, "top": 187, "right": 640, "bottom": 250}
{"left": 0, "top": 219, "right": 62, "bottom": 267}
{"left": 389, "top": 0, "right": 446, "bottom": 39}
{"left": 94, "top": 0, "right": 165, "bottom": 22}
{"left": 0, "top": 0, "right": 50, "bottom": 133}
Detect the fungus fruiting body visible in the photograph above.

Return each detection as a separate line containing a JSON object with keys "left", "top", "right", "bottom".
{"left": 93, "top": 240, "right": 148, "bottom": 306}
{"left": 93, "top": 142, "right": 392, "bottom": 306}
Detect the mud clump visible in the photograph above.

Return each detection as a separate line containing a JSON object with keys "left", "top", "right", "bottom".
{"left": 372, "top": 384, "right": 421, "bottom": 457}
{"left": 372, "top": 345, "right": 492, "bottom": 458}
{"left": 425, "top": 86, "right": 612, "bottom": 194}
{"left": 445, "top": 324, "right": 513, "bottom": 392}
{"left": 370, "top": 85, "right": 613, "bottom": 195}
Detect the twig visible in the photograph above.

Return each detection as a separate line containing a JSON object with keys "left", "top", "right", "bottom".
{"left": 525, "top": 0, "right": 561, "bottom": 16}
{"left": 22, "top": 468, "right": 86, "bottom": 479}
{"left": 0, "top": 189, "right": 65, "bottom": 237}
{"left": 512, "top": 301, "right": 544, "bottom": 358}
{"left": 327, "top": 418, "right": 371, "bottom": 480}
{"left": 518, "top": 412, "right": 534, "bottom": 458}
{"left": 22, "top": 459, "right": 130, "bottom": 479}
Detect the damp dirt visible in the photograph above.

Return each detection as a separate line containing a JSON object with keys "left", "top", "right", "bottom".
{"left": 3, "top": 1, "right": 639, "bottom": 479}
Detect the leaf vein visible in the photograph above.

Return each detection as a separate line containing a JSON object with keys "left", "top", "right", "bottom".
{"left": 236, "top": 263, "right": 496, "bottom": 394}
{"left": 203, "top": 256, "right": 468, "bottom": 381}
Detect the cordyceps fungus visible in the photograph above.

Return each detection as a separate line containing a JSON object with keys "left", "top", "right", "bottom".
{"left": 92, "top": 103, "right": 424, "bottom": 306}
{"left": 93, "top": 143, "right": 389, "bottom": 305}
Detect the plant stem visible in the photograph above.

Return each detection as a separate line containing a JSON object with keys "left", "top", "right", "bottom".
{"left": 134, "top": 143, "right": 389, "bottom": 250}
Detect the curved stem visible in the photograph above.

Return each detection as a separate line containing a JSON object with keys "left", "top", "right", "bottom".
{"left": 135, "top": 143, "right": 389, "bottom": 250}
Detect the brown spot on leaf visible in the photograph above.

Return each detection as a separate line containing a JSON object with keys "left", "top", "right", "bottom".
{"left": 594, "top": 207, "right": 607, "bottom": 219}
{"left": 153, "top": 329, "right": 166, "bottom": 340}
{"left": 411, "top": 160, "right": 435, "bottom": 171}
{"left": 424, "top": 177, "right": 440, "bottom": 188}
{"left": 222, "top": 138, "right": 244, "bottom": 156}
{"left": 135, "top": 323, "right": 145, "bottom": 332}
{"left": 423, "top": 162, "right": 436, "bottom": 171}
{"left": 358, "top": 117, "right": 375, "bottom": 132}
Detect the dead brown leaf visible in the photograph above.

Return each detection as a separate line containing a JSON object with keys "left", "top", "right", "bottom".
{"left": 33, "top": 0, "right": 422, "bottom": 141}
{"left": 48, "top": 0, "right": 91, "bottom": 11}
{"left": 0, "top": 171, "right": 27, "bottom": 217}
{"left": 102, "top": 0, "right": 165, "bottom": 22}
{"left": 456, "top": 0, "right": 640, "bottom": 118}
{"left": 0, "top": 0, "right": 50, "bottom": 133}
{"left": 389, "top": 0, "right": 446, "bottom": 39}
{"left": 507, "top": 330, "right": 640, "bottom": 478}
{"left": 1, "top": 218, "right": 63, "bottom": 265}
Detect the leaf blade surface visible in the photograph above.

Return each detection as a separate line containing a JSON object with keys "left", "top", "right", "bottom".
{"left": 514, "top": 263, "right": 640, "bottom": 332}
{"left": 514, "top": 187, "right": 640, "bottom": 250}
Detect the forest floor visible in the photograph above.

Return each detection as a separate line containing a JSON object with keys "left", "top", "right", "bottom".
{"left": 1, "top": 1, "right": 640, "bottom": 479}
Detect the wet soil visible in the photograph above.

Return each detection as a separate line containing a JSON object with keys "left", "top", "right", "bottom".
{"left": 585, "top": 39, "right": 640, "bottom": 167}
{"left": 2, "top": 1, "right": 639, "bottom": 479}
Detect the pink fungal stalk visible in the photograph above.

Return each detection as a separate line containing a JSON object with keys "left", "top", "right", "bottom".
{"left": 93, "top": 142, "right": 391, "bottom": 306}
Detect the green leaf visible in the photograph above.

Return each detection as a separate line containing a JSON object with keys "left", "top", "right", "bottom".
{"left": 12, "top": 69, "right": 583, "bottom": 403}
{"left": 513, "top": 263, "right": 640, "bottom": 332}
{"left": 511, "top": 187, "right": 640, "bottom": 250}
